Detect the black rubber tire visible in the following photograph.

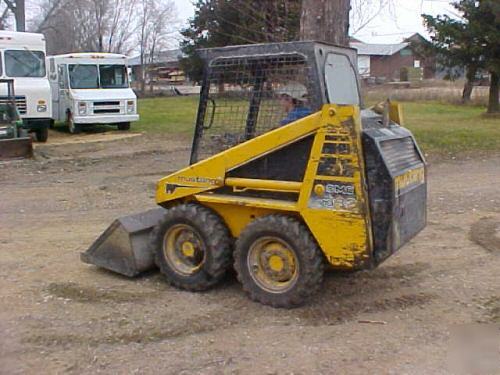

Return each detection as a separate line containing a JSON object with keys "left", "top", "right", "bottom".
{"left": 35, "top": 127, "right": 48, "bottom": 142}
{"left": 234, "top": 215, "right": 324, "bottom": 308}
{"left": 117, "top": 122, "right": 130, "bottom": 130}
{"left": 49, "top": 120, "right": 55, "bottom": 129}
{"left": 151, "top": 203, "right": 232, "bottom": 291}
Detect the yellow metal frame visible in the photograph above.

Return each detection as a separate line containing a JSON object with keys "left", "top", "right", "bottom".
{"left": 156, "top": 105, "right": 373, "bottom": 269}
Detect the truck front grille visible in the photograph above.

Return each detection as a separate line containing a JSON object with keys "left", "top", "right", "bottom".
{"left": 94, "top": 101, "right": 120, "bottom": 106}
{"left": 0, "top": 96, "right": 27, "bottom": 115}
{"left": 92, "top": 101, "right": 122, "bottom": 114}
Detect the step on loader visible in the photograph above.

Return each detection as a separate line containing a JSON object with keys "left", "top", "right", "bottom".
{"left": 0, "top": 79, "right": 33, "bottom": 160}
{"left": 82, "top": 42, "right": 427, "bottom": 308}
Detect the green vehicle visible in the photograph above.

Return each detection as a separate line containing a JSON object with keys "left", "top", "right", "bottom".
{"left": 0, "top": 79, "right": 33, "bottom": 160}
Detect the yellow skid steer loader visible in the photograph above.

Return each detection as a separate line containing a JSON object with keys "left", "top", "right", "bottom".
{"left": 82, "top": 42, "right": 426, "bottom": 307}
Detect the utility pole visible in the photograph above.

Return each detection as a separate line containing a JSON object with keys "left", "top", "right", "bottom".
{"left": 300, "top": 0, "right": 350, "bottom": 46}
{"left": 3, "top": 0, "right": 25, "bottom": 31}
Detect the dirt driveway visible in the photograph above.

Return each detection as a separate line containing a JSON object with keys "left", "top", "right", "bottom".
{"left": 1, "top": 130, "right": 499, "bottom": 374}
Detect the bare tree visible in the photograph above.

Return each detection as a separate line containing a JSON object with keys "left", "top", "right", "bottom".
{"left": 35, "top": 0, "right": 143, "bottom": 55}
{"left": 136, "top": 0, "right": 177, "bottom": 94}
{"left": 350, "top": 0, "right": 394, "bottom": 36}
{"left": 106, "top": 0, "right": 138, "bottom": 54}
{"left": 2, "top": 0, "right": 24, "bottom": 31}
{"left": 300, "top": 0, "right": 351, "bottom": 46}
{"left": 0, "top": 3, "right": 11, "bottom": 30}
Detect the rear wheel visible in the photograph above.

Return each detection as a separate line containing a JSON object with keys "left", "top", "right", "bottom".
{"left": 66, "top": 112, "right": 81, "bottom": 134}
{"left": 35, "top": 126, "right": 48, "bottom": 142}
{"left": 234, "top": 215, "right": 324, "bottom": 308}
{"left": 151, "top": 203, "right": 232, "bottom": 291}
{"left": 117, "top": 122, "right": 130, "bottom": 130}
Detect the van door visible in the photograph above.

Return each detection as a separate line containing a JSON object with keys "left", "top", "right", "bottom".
{"left": 48, "top": 58, "right": 59, "bottom": 120}
{"left": 57, "top": 64, "right": 69, "bottom": 121}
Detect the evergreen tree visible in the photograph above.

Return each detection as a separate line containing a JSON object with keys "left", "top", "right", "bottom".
{"left": 423, "top": 0, "right": 499, "bottom": 113}
{"left": 180, "top": 0, "right": 301, "bottom": 83}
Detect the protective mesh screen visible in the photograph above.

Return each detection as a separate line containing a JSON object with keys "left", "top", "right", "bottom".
{"left": 194, "top": 53, "right": 315, "bottom": 162}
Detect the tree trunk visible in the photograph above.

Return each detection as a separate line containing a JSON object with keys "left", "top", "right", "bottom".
{"left": 299, "top": 0, "right": 350, "bottom": 46}
{"left": 462, "top": 64, "right": 477, "bottom": 103}
{"left": 14, "top": 0, "right": 25, "bottom": 31}
{"left": 487, "top": 70, "right": 499, "bottom": 114}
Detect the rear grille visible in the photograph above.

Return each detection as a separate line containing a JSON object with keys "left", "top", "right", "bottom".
{"left": 380, "top": 137, "right": 422, "bottom": 174}
{"left": 0, "top": 96, "right": 27, "bottom": 115}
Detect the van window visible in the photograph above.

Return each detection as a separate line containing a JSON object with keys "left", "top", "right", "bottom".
{"left": 5, "top": 50, "right": 46, "bottom": 77}
{"left": 69, "top": 64, "right": 99, "bottom": 89}
{"left": 99, "top": 65, "right": 128, "bottom": 88}
{"left": 324, "top": 53, "right": 360, "bottom": 105}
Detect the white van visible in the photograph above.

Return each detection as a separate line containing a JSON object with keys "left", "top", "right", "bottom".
{"left": 48, "top": 53, "right": 139, "bottom": 134}
{"left": 0, "top": 31, "right": 52, "bottom": 142}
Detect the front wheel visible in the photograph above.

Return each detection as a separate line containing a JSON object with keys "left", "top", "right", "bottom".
{"left": 35, "top": 126, "right": 48, "bottom": 142}
{"left": 117, "top": 122, "right": 130, "bottom": 131}
{"left": 151, "top": 203, "right": 232, "bottom": 291}
{"left": 234, "top": 215, "right": 324, "bottom": 308}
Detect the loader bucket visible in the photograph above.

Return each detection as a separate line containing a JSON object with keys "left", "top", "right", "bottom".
{"left": 81, "top": 208, "right": 166, "bottom": 277}
{"left": 0, "top": 137, "right": 33, "bottom": 160}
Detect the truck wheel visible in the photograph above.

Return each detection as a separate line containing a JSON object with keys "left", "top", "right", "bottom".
{"left": 66, "top": 112, "right": 81, "bottom": 134}
{"left": 35, "top": 127, "right": 49, "bottom": 142}
{"left": 117, "top": 122, "right": 130, "bottom": 130}
{"left": 234, "top": 215, "right": 324, "bottom": 308}
{"left": 151, "top": 203, "right": 232, "bottom": 291}
{"left": 49, "top": 120, "right": 55, "bottom": 129}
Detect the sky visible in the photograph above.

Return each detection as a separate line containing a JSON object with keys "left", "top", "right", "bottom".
{"left": 171, "top": 0, "right": 457, "bottom": 46}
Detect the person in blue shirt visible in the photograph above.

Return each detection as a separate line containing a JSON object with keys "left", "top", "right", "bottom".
{"left": 277, "top": 82, "right": 312, "bottom": 126}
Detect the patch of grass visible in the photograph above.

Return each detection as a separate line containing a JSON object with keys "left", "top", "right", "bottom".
{"left": 136, "top": 97, "right": 500, "bottom": 154}
{"left": 135, "top": 96, "right": 199, "bottom": 134}
{"left": 403, "top": 102, "right": 500, "bottom": 153}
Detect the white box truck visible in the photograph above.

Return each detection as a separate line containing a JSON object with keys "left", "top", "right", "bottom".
{"left": 48, "top": 53, "right": 139, "bottom": 134}
{"left": 0, "top": 31, "right": 52, "bottom": 142}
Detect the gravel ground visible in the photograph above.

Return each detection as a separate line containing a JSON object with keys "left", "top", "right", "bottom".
{"left": 0, "top": 129, "right": 499, "bottom": 374}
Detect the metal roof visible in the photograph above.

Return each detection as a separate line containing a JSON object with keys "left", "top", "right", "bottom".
{"left": 50, "top": 52, "right": 127, "bottom": 59}
{"left": 350, "top": 42, "right": 409, "bottom": 56}
{"left": 128, "top": 49, "right": 183, "bottom": 66}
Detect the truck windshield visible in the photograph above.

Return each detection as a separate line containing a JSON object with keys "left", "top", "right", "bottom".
{"left": 68, "top": 64, "right": 128, "bottom": 89}
{"left": 100, "top": 65, "right": 128, "bottom": 88}
{"left": 69, "top": 64, "right": 99, "bottom": 89}
{"left": 5, "top": 50, "right": 46, "bottom": 78}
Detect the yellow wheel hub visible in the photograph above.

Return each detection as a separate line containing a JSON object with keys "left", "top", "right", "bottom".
{"left": 181, "top": 241, "right": 195, "bottom": 257}
{"left": 163, "top": 224, "right": 205, "bottom": 276}
{"left": 268, "top": 255, "right": 284, "bottom": 272}
{"left": 247, "top": 237, "right": 298, "bottom": 293}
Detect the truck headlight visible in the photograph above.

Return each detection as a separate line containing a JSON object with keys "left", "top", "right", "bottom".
{"left": 78, "top": 102, "right": 87, "bottom": 115}
{"left": 127, "top": 100, "right": 135, "bottom": 114}
{"left": 37, "top": 100, "right": 47, "bottom": 112}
